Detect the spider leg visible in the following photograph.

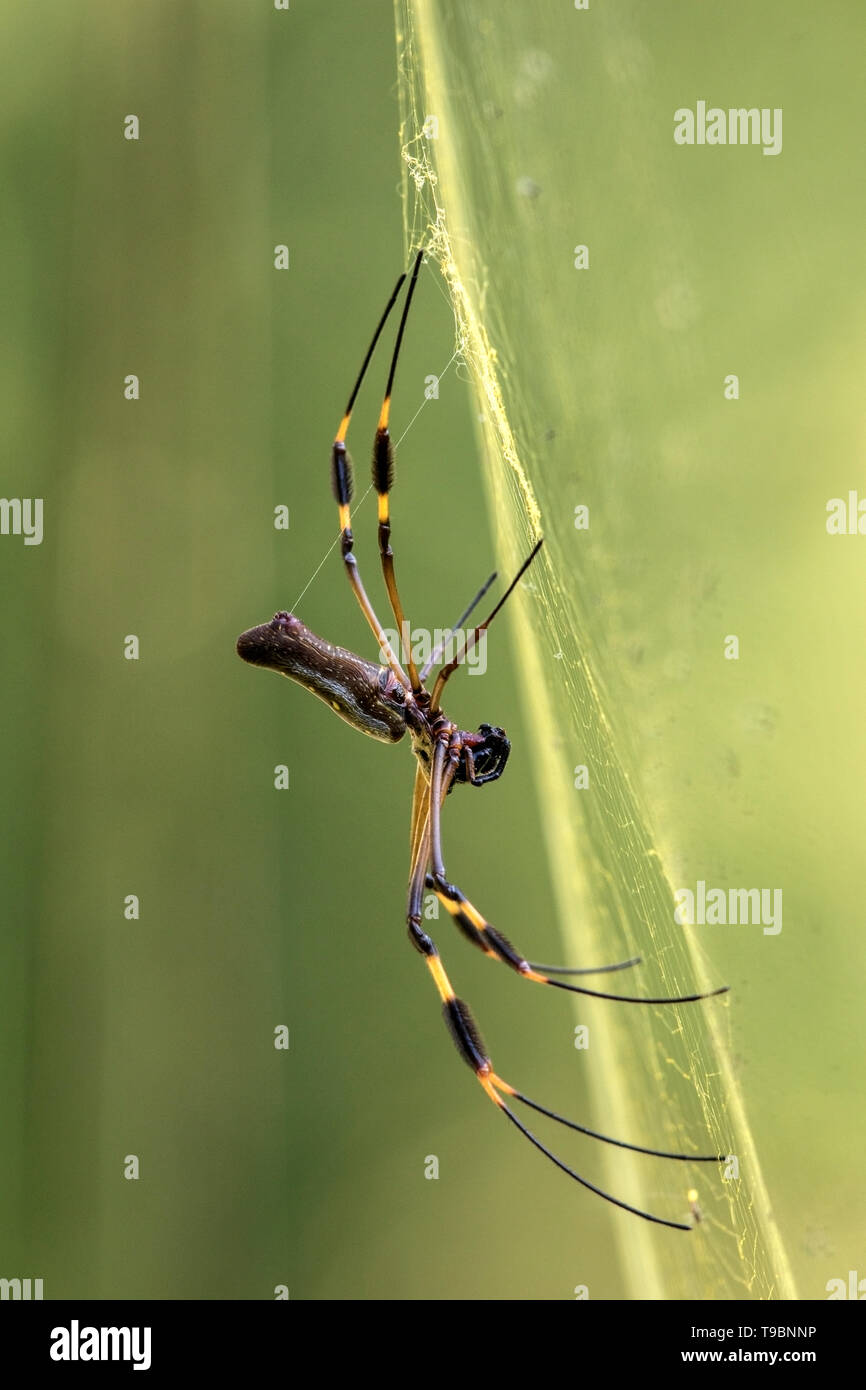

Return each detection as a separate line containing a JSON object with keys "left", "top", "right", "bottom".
{"left": 409, "top": 749, "right": 699, "bottom": 1229}
{"left": 331, "top": 271, "right": 411, "bottom": 689}
{"left": 534, "top": 958, "right": 642, "bottom": 975}
{"left": 492, "top": 1080, "right": 726, "bottom": 1163}
{"left": 407, "top": 799, "right": 432, "bottom": 947}
{"left": 422, "top": 906, "right": 643, "bottom": 977}
{"left": 418, "top": 569, "right": 498, "bottom": 683}
{"left": 372, "top": 248, "right": 425, "bottom": 692}
{"left": 427, "top": 739, "right": 728, "bottom": 1006}
{"left": 409, "top": 761, "right": 430, "bottom": 868}
{"left": 430, "top": 540, "right": 543, "bottom": 712}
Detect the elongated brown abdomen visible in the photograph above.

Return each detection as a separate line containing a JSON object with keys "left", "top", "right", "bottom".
{"left": 236, "top": 611, "right": 407, "bottom": 744}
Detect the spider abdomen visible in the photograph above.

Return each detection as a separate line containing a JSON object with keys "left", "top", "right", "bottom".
{"left": 236, "top": 612, "right": 407, "bottom": 744}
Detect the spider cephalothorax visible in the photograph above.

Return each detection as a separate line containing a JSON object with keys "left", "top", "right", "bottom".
{"left": 400, "top": 692, "right": 511, "bottom": 791}
{"left": 452, "top": 723, "right": 510, "bottom": 787}
{"left": 237, "top": 249, "right": 729, "bottom": 1230}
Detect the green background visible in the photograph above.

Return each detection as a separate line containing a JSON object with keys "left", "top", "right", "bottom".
{"left": 0, "top": 0, "right": 862, "bottom": 1299}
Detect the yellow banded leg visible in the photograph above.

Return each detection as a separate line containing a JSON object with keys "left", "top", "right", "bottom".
{"left": 371, "top": 248, "right": 425, "bottom": 691}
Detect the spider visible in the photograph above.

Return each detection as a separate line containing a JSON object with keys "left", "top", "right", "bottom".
{"left": 237, "top": 249, "right": 729, "bottom": 1230}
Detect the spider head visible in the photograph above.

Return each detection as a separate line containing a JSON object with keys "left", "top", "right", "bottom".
{"left": 456, "top": 723, "right": 511, "bottom": 788}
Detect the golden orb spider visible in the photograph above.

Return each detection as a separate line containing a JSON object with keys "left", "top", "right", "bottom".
{"left": 237, "top": 250, "right": 728, "bottom": 1229}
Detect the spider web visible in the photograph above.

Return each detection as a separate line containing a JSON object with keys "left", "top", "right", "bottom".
{"left": 394, "top": 0, "right": 797, "bottom": 1300}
